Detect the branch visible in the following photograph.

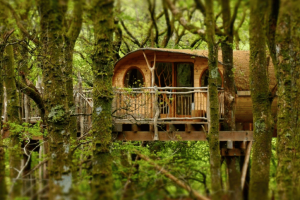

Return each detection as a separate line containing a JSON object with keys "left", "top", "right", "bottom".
{"left": 161, "top": 0, "right": 174, "bottom": 47}
{"left": 2, "top": 1, "right": 39, "bottom": 45}
{"left": 165, "top": 0, "right": 206, "bottom": 38}
{"left": 194, "top": 0, "right": 206, "bottom": 17}
{"left": 23, "top": 159, "right": 49, "bottom": 177}
{"left": 229, "top": 0, "right": 242, "bottom": 34}
{"left": 135, "top": 151, "right": 210, "bottom": 200}
{"left": 121, "top": 20, "right": 141, "bottom": 47}
{"left": 15, "top": 79, "right": 45, "bottom": 119}
{"left": 140, "top": 23, "right": 153, "bottom": 47}
{"left": 147, "top": 0, "right": 159, "bottom": 47}
{"left": 3, "top": 29, "right": 15, "bottom": 44}
{"left": 66, "top": 0, "right": 83, "bottom": 43}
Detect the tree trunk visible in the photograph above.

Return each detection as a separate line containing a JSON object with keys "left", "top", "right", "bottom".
{"left": 205, "top": 0, "right": 222, "bottom": 199}
{"left": 290, "top": 0, "right": 300, "bottom": 197}
{"left": 4, "top": 44, "right": 23, "bottom": 198}
{"left": 221, "top": 1, "right": 242, "bottom": 199}
{"left": 91, "top": 0, "right": 114, "bottom": 199}
{"left": 0, "top": 29, "right": 7, "bottom": 200}
{"left": 274, "top": 1, "right": 293, "bottom": 199}
{"left": 249, "top": 1, "right": 273, "bottom": 199}
{"left": 39, "top": 0, "right": 72, "bottom": 196}
{"left": 64, "top": 0, "right": 83, "bottom": 184}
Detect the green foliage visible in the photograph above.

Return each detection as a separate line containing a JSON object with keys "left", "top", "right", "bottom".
{"left": 4, "top": 121, "right": 45, "bottom": 139}
{"left": 48, "top": 105, "right": 67, "bottom": 123}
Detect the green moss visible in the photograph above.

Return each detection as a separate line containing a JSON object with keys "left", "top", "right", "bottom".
{"left": 48, "top": 105, "right": 67, "bottom": 123}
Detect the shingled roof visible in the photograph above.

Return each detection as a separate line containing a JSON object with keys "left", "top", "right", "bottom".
{"left": 115, "top": 48, "right": 276, "bottom": 91}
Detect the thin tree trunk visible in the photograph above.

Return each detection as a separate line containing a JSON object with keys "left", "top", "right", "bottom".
{"left": 249, "top": 1, "right": 273, "bottom": 199}
{"left": 0, "top": 26, "right": 7, "bottom": 200}
{"left": 64, "top": 0, "right": 83, "bottom": 185}
{"left": 4, "top": 44, "right": 22, "bottom": 199}
{"left": 221, "top": 1, "right": 242, "bottom": 199}
{"left": 205, "top": 0, "right": 222, "bottom": 199}
{"left": 91, "top": 0, "right": 114, "bottom": 199}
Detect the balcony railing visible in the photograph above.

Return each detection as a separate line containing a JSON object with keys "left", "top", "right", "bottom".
{"left": 112, "top": 87, "right": 224, "bottom": 123}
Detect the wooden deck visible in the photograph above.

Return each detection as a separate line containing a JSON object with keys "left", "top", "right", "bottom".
{"left": 3, "top": 84, "right": 263, "bottom": 142}
{"left": 114, "top": 131, "right": 253, "bottom": 141}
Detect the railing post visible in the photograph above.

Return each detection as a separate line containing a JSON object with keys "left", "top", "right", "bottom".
{"left": 206, "top": 86, "right": 210, "bottom": 132}
{"left": 153, "top": 86, "right": 159, "bottom": 140}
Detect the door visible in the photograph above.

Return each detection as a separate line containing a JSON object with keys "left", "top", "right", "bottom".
{"left": 175, "top": 63, "right": 194, "bottom": 117}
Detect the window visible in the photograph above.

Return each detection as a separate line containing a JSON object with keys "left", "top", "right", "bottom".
{"left": 200, "top": 68, "right": 222, "bottom": 87}
{"left": 124, "top": 68, "right": 144, "bottom": 88}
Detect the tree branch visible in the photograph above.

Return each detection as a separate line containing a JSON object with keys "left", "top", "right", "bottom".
{"left": 194, "top": 0, "right": 206, "bottom": 17}
{"left": 229, "top": 0, "right": 242, "bottom": 35}
{"left": 135, "top": 151, "right": 210, "bottom": 200}
{"left": 147, "top": 0, "right": 159, "bottom": 47}
{"left": 15, "top": 79, "right": 45, "bottom": 119}
{"left": 165, "top": 0, "right": 206, "bottom": 38}
{"left": 2, "top": 1, "right": 40, "bottom": 45}
{"left": 121, "top": 20, "right": 141, "bottom": 47}
{"left": 66, "top": 0, "right": 83, "bottom": 43}
{"left": 161, "top": 0, "right": 174, "bottom": 47}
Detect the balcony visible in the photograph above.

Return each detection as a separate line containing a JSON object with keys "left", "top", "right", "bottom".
{"left": 112, "top": 87, "right": 224, "bottom": 125}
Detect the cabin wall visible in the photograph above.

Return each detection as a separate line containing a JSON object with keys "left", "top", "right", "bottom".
{"left": 113, "top": 54, "right": 224, "bottom": 88}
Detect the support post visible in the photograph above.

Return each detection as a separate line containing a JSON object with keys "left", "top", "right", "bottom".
{"left": 241, "top": 141, "right": 252, "bottom": 190}
{"left": 153, "top": 86, "right": 159, "bottom": 140}
{"left": 206, "top": 87, "right": 210, "bottom": 131}
{"left": 78, "top": 73, "right": 84, "bottom": 136}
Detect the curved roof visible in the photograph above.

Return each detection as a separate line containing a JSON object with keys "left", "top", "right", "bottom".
{"left": 114, "top": 48, "right": 276, "bottom": 91}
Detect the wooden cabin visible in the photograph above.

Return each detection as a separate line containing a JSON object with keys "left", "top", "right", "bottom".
{"left": 112, "top": 48, "right": 277, "bottom": 137}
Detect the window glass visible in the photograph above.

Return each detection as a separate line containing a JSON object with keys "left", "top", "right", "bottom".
{"left": 124, "top": 68, "right": 144, "bottom": 88}
{"left": 176, "top": 63, "right": 193, "bottom": 87}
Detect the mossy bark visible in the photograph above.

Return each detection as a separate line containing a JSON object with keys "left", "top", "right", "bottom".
{"left": 0, "top": 31, "right": 7, "bottom": 200}
{"left": 4, "top": 44, "right": 23, "bottom": 198}
{"left": 221, "top": 1, "right": 242, "bottom": 199}
{"left": 64, "top": 0, "right": 83, "bottom": 182}
{"left": 91, "top": 0, "right": 114, "bottom": 199}
{"left": 274, "top": 1, "right": 293, "bottom": 199}
{"left": 290, "top": 0, "right": 300, "bottom": 197}
{"left": 39, "top": 0, "right": 72, "bottom": 196}
{"left": 205, "top": 0, "right": 222, "bottom": 199}
{"left": 249, "top": 1, "right": 273, "bottom": 199}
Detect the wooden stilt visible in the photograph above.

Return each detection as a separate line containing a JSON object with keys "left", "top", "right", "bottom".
{"left": 241, "top": 141, "right": 252, "bottom": 190}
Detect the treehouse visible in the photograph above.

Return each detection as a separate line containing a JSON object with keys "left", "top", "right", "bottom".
{"left": 112, "top": 48, "right": 277, "bottom": 142}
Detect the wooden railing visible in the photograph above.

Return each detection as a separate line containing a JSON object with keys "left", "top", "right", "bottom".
{"left": 12, "top": 85, "right": 224, "bottom": 129}
{"left": 112, "top": 87, "right": 224, "bottom": 123}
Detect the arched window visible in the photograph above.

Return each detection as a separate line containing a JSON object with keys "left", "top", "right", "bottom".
{"left": 124, "top": 68, "right": 144, "bottom": 88}
{"left": 200, "top": 68, "right": 223, "bottom": 87}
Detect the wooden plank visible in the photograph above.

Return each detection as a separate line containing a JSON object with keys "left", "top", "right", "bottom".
{"left": 114, "top": 120, "right": 208, "bottom": 125}
{"left": 115, "top": 131, "right": 254, "bottom": 141}
{"left": 221, "top": 148, "right": 246, "bottom": 156}
{"left": 237, "top": 91, "right": 251, "bottom": 96}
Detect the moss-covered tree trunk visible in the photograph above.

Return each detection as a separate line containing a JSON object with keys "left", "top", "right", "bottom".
{"left": 64, "top": 0, "right": 82, "bottom": 182}
{"left": 274, "top": 1, "right": 293, "bottom": 199}
{"left": 221, "top": 1, "right": 242, "bottom": 199}
{"left": 205, "top": 0, "right": 222, "bottom": 199}
{"left": 4, "top": 44, "right": 23, "bottom": 198}
{"left": 290, "top": 0, "right": 300, "bottom": 197}
{"left": 0, "top": 23, "right": 7, "bottom": 200}
{"left": 91, "top": 0, "right": 114, "bottom": 199}
{"left": 39, "top": 0, "right": 72, "bottom": 196}
{"left": 249, "top": 1, "right": 273, "bottom": 199}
